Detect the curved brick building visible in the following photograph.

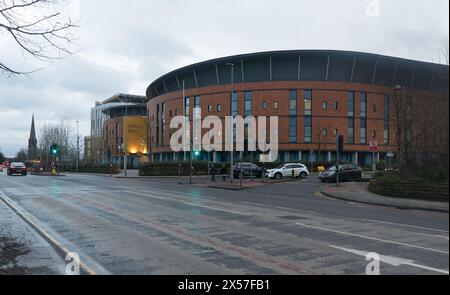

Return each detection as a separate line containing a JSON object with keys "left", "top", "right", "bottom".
{"left": 146, "top": 50, "right": 449, "bottom": 166}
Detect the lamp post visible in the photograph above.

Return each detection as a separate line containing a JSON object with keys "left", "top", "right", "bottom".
{"left": 75, "top": 120, "right": 79, "bottom": 172}
{"left": 120, "top": 97, "right": 128, "bottom": 177}
{"left": 226, "top": 62, "right": 234, "bottom": 183}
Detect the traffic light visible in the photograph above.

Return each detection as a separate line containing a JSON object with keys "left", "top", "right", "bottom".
{"left": 50, "top": 144, "right": 59, "bottom": 156}
{"left": 337, "top": 135, "right": 344, "bottom": 154}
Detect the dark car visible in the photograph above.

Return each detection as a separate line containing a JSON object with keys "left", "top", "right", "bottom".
{"left": 233, "top": 163, "right": 264, "bottom": 178}
{"left": 318, "top": 164, "right": 362, "bottom": 183}
{"left": 7, "top": 162, "right": 28, "bottom": 176}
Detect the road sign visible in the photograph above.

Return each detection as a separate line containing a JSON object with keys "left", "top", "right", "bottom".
{"left": 369, "top": 139, "right": 378, "bottom": 152}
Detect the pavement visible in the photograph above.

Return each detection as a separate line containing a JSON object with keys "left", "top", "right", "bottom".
{"left": 0, "top": 170, "right": 448, "bottom": 275}
{"left": 321, "top": 182, "right": 450, "bottom": 213}
{"left": 0, "top": 194, "right": 65, "bottom": 275}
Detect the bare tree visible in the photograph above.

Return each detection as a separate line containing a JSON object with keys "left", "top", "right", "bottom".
{"left": 15, "top": 148, "right": 27, "bottom": 161}
{"left": 37, "top": 122, "right": 77, "bottom": 169}
{"left": 0, "top": 0, "right": 78, "bottom": 75}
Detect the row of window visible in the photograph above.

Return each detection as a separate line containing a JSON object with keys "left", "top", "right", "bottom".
{"left": 155, "top": 90, "right": 391, "bottom": 146}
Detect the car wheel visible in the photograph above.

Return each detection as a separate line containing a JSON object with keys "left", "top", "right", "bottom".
{"left": 300, "top": 172, "right": 307, "bottom": 179}
{"left": 274, "top": 172, "right": 282, "bottom": 179}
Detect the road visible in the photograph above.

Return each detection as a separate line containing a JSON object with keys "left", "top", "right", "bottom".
{"left": 0, "top": 171, "right": 448, "bottom": 275}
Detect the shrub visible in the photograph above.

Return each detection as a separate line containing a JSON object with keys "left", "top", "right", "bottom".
{"left": 420, "top": 169, "right": 449, "bottom": 183}
{"left": 375, "top": 161, "right": 385, "bottom": 171}
{"left": 76, "top": 164, "right": 119, "bottom": 174}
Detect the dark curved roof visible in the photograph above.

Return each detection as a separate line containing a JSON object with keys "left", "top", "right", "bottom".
{"left": 102, "top": 104, "right": 147, "bottom": 119}
{"left": 146, "top": 50, "right": 449, "bottom": 99}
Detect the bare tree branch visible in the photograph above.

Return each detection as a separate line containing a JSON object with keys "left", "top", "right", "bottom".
{"left": 0, "top": 0, "right": 78, "bottom": 76}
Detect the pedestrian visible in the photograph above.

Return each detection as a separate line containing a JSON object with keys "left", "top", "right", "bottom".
{"left": 220, "top": 165, "right": 227, "bottom": 181}
{"left": 210, "top": 165, "right": 217, "bottom": 183}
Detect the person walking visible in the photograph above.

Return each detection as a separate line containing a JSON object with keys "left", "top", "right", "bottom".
{"left": 220, "top": 165, "right": 227, "bottom": 181}
{"left": 210, "top": 165, "right": 217, "bottom": 183}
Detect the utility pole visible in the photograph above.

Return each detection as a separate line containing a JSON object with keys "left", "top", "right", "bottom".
{"left": 226, "top": 63, "right": 234, "bottom": 183}
{"left": 75, "top": 120, "right": 79, "bottom": 172}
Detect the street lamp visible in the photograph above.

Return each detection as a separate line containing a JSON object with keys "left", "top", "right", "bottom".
{"left": 225, "top": 62, "right": 234, "bottom": 183}
{"left": 75, "top": 120, "right": 79, "bottom": 172}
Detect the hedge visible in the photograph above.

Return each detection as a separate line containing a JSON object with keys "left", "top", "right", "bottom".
{"left": 76, "top": 164, "right": 120, "bottom": 174}
{"left": 369, "top": 180, "right": 449, "bottom": 202}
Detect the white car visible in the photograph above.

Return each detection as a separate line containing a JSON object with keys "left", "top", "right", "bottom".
{"left": 266, "top": 163, "right": 309, "bottom": 179}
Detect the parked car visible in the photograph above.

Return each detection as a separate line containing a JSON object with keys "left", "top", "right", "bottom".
{"left": 232, "top": 163, "right": 264, "bottom": 178}
{"left": 318, "top": 164, "right": 362, "bottom": 183}
{"left": 7, "top": 162, "right": 28, "bottom": 176}
{"left": 266, "top": 163, "right": 309, "bottom": 179}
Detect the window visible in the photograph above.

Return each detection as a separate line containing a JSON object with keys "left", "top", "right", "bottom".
{"left": 208, "top": 105, "right": 212, "bottom": 113}
{"left": 304, "top": 90, "right": 312, "bottom": 143}
{"left": 262, "top": 101, "right": 268, "bottom": 110}
{"left": 169, "top": 110, "right": 172, "bottom": 117}
{"left": 289, "top": 90, "right": 297, "bottom": 116}
{"left": 348, "top": 91, "right": 355, "bottom": 117}
{"left": 217, "top": 104, "right": 222, "bottom": 112}
{"left": 360, "top": 92, "right": 367, "bottom": 144}
{"left": 175, "top": 109, "right": 178, "bottom": 116}
{"left": 161, "top": 103, "right": 166, "bottom": 146}
{"left": 289, "top": 90, "right": 297, "bottom": 143}
{"left": 348, "top": 118, "right": 354, "bottom": 144}
{"left": 304, "top": 116, "right": 312, "bottom": 143}
{"left": 333, "top": 102, "right": 338, "bottom": 110}
{"left": 322, "top": 101, "right": 328, "bottom": 110}
{"left": 360, "top": 118, "right": 367, "bottom": 144}
{"left": 372, "top": 130, "right": 376, "bottom": 139}
{"left": 384, "top": 95, "right": 390, "bottom": 144}
{"left": 360, "top": 92, "right": 367, "bottom": 118}
{"left": 231, "top": 91, "right": 238, "bottom": 116}
{"left": 333, "top": 129, "right": 338, "bottom": 137}
{"left": 289, "top": 117, "right": 297, "bottom": 143}
{"left": 304, "top": 90, "right": 312, "bottom": 116}
{"left": 244, "top": 91, "right": 252, "bottom": 116}
{"left": 273, "top": 101, "right": 279, "bottom": 109}
{"left": 372, "top": 104, "right": 377, "bottom": 113}
{"left": 322, "top": 128, "right": 328, "bottom": 137}
{"left": 194, "top": 96, "right": 200, "bottom": 108}
{"left": 184, "top": 97, "right": 190, "bottom": 117}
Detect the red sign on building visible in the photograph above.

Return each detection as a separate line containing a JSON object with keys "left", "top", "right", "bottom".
{"left": 369, "top": 139, "right": 378, "bottom": 152}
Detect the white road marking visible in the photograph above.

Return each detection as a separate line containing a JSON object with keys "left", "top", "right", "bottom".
{"left": 124, "top": 191, "right": 251, "bottom": 216}
{"left": 295, "top": 222, "right": 449, "bottom": 255}
{"left": 329, "top": 245, "right": 449, "bottom": 275}
{"left": 362, "top": 218, "right": 449, "bottom": 234}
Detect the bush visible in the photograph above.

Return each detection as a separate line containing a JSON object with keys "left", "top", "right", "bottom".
{"left": 369, "top": 180, "right": 449, "bottom": 202}
{"left": 420, "top": 168, "right": 449, "bottom": 184}
{"left": 76, "top": 164, "right": 119, "bottom": 174}
{"left": 375, "top": 161, "right": 385, "bottom": 171}
{"left": 140, "top": 161, "right": 227, "bottom": 176}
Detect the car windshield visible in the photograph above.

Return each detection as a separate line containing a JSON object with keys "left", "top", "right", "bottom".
{"left": 275, "top": 165, "right": 285, "bottom": 169}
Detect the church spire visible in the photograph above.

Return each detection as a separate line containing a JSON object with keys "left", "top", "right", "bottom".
{"left": 30, "top": 114, "right": 36, "bottom": 140}
{"left": 28, "top": 114, "right": 38, "bottom": 161}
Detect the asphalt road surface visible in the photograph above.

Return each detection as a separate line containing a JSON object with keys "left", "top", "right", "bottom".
{"left": 0, "top": 171, "right": 448, "bottom": 275}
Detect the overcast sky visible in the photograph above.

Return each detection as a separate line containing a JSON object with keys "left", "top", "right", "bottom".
{"left": 0, "top": 0, "right": 448, "bottom": 157}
